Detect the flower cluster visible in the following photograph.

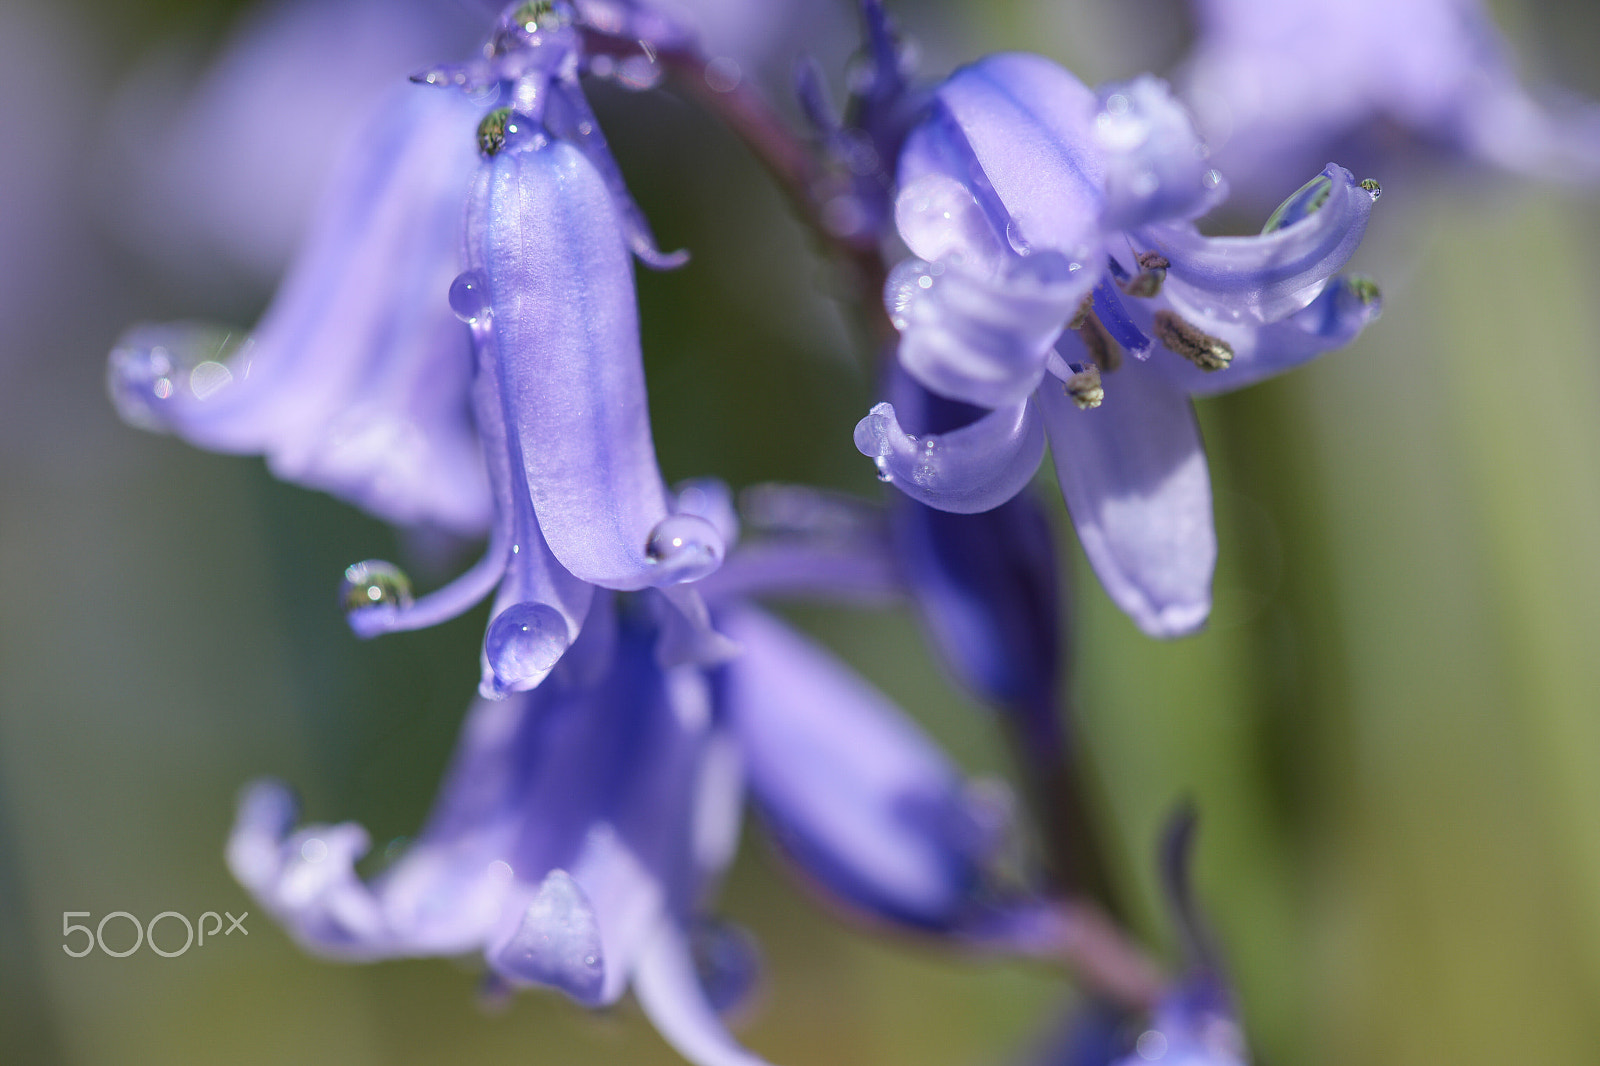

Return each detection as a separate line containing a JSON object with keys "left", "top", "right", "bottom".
{"left": 109, "top": 0, "right": 1527, "bottom": 1061}
{"left": 855, "top": 54, "right": 1380, "bottom": 636}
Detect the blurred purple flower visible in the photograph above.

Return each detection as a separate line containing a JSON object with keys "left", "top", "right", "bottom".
{"left": 230, "top": 545, "right": 1056, "bottom": 1066}
{"left": 109, "top": 83, "right": 492, "bottom": 536}
{"left": 1180, "top": 0, "right": 1600, "bottom": 205}
{"left": 855, "top": 54, "right": 1380, "bottom": 636}
{"left": 110, "top": 0, "right": 482, "bottom": 286}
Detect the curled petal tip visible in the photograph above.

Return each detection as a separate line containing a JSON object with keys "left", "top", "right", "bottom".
{"left": 492, "top": 869, "right": 607, "bottom": 1004}
{"left": 855, "top": 399, "right": 1044, "bottom": 514}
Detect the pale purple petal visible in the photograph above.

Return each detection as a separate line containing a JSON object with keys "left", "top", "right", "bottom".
{"left": 109, "top": 83, "right": 491, "bottom": 535}
{"left": 110, "top": 0, "right": 479, "bottom": 284}
{"left": 1093, "top": 74, "right": 1221, "bottom": 230}
{"left": 492, "top": 869, "right": 607, "bottom": 1002}
{"left": 470, "top": 139, "right": 723, "bottom": 590}
{"left": 854, "top": 399, "right": 1045, "bottom": 514}
{"left": 1146, "top": 273, "right": 1383, "bottom": 397}
{"left": 1040, "top": 359, "right": 1214, "bottom": 638}
{"left": 1184, "top": 0, "right": 1600, "bottom": 201}
{"left": 1134, "top": 163, "right": 1376, "bottom": 322}
{"left": 905, "top": 52, "right": 1106, "bottom": 259}
{"left": 719, "top": 608, "right": 993, "bottom": 930}
{"left": 886, "top": 250, "right": 1094, "bottom": 407}
{"left": 634, "top": 921, "right": 776, "bottom": 1066}
{"left": 893, "top": 493, "right": 1060, "bottom": 714}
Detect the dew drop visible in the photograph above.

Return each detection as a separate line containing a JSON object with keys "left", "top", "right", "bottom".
{"left": 704, "top": 56, "right": 741, "bottom": 93}
{"left": 1262, "top": 173, "right": 1333, "bottom": 233}
{"left": 895, "top": 173, "right": 1003, "bottom": 264}
{"left": 617, "top": 53, "right": 662, "bottom": 90}
{"left": 884, "top": 258, "right": 935, "bottom": 332}
{"left": 485, "top": 602, "right": 569, "bottom": 690}
{"left": 449, "top": 271, "right": 492, "bottom": 323}
{"left": 1005, "top": 218, "right": 1032, "bottom": 256}
{"left": 1202, "top": 168, "right": 1224, "bottom": 190}
{"left": 1359, "top": 177, "right": 1382, "bottom": 201}
{"left": 645, "top": 513, "right": 723, "bottom": 583}
{"left": 300, "top": 837, "right": 329, "bottom": 864}
{"left": 106, "top": 322, "right": 245, "bottom": 431}
{"left": 340, "top": 560, "right": 414, "bottom": 614}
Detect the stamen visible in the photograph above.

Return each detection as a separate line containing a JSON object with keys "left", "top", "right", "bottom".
{"left": 1118, "top": 251, "right": 1170, "bottom": 298}
{"left": 1063, "top": 363, "right": 1103, "bottom": 410}
{"left": 1153, "top": 310, "right": 1232, "bottom": 371}
{"left": 1067, "top": 294, "right": 1095, "bottom": 331}
{"left": 1073, "top": 311, "right": 1121, "bottom": 373}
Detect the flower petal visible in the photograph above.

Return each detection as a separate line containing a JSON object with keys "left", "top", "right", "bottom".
{"left": 492, "top": 868, "right": 607, "bottom": 1002}
{"left": 893, "top": 493, "right": 1060, "bottom": 715}
{"left": 719, "top": 607, "right": 990, "bottom": 930}
{"left": 1148, "top": 273, "right": 1383, "bottom": 397}
{"left": 1134, "top": 163, "right": 1376, "bottom": 322}
{"left": 854, "top": 398, "right": 1045, "bottom": 515}
{"left": 886, "top": 250, "right": 1093, "bottom": 407}
{"left": 906, "top": 52, "right": 1106, "bottom": 258}
{"left": 634, "top": 920, "right": 776, "bottom": 1066}
{"left": 471, "top": 138, "right": 723, "bottom": 589}
{"left": 111, "top": 84, "right": 491, "bottom": 534}
{"left": 1039, "top": 357, "right": 1214, "bottom": 637}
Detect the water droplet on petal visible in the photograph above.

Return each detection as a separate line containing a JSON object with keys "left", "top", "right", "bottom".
{"left": 617, "top": 53, "right": 662, "bottom": 90}
{"left": 884, "top": 258, "right": 936, "bottom": 332}
{"left": 895, "top": 173, "right": 1004, "bottom": 265}
{"left": 1359, "top": 177, "right": 1381, "bottom": 201}
{"left": 1202, "top": 168, "right": 1224, "bottom": 190}
{"left": 485, "top": 602, "right": 569, "bottom": 690}
{"left": 449, "top": 271, "right": 492, "bottom": 323}
{"left": 107, "top": 323, "right": 245, "bottom": 431}
{"left": 1262, "top": 173, "right": 1334, "bottom": 233}
{"left": 1005, "top": 218, "right": 1032, "bottom": 256}
{"left": 704, "top": 56, "right": 741, "bottom": 93}
{"left": 340, "top": 560, "right": 414, "bottom": 614}
{"left": 645, "top": 513, "right": 723, "bottom": 583}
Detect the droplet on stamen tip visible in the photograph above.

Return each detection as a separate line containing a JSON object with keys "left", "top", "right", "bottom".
{"left": 340, "top": 560, "right": 414, "bottom": 614}
{"left": 449, "top": 271, "right": 492, "bottom": 324}
{"left": 484, "top": 602, "right": 569, "bottom": 693}
{"left": 1153, "top": 310, "right": 1233, "bottom": 371}
{"left": 1346, "top": 274, "right": 1382, "bottom": 306}
{"left": 644, "top": 513, "right": 723, "bottom": 583}
{"left": 1359, "top": 177, "right": 1382, "bottom": 201}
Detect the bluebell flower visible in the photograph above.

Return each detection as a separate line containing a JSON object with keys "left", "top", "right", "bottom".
{"left": 110, "top": 1, "right": 731, "bottom": 696}
{"left": 855, "top": 54, "right": 1380, "bottom": 636}
{"left": 109, "top": 82, "right": 492, "bottom": 536}
{"left": 229, "top": 541, "right": 1058, "bottom": 1066}
{"left": 1180, "top": 0, "right": 1600, "bottom": 206}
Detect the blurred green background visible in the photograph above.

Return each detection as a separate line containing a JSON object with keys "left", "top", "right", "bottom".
{"left": 3, "top": 0, "right": 1600, "bottom": 1063}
